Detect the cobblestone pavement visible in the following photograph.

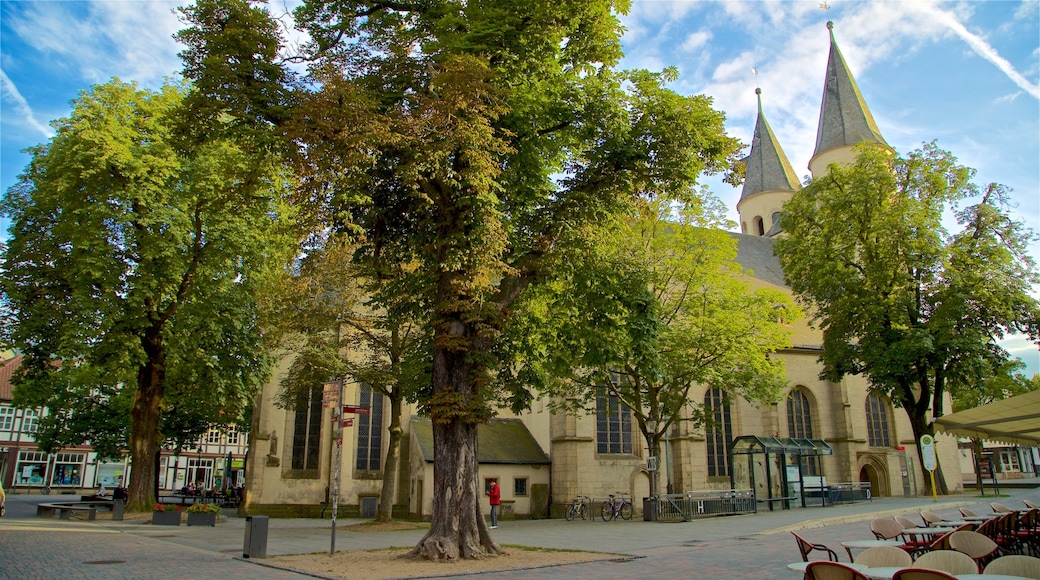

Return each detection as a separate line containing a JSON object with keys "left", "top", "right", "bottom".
{"left": 2, "top": 483, "right": 1037, "bottom": 579}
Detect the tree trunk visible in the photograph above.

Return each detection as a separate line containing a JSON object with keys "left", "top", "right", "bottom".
{"left": 377, "top": 393, "right": 404, "bottom": 522}
{"left": 126, "top": 330, "right": 166, "bottom": 512}
{"left": 906, "top": 411, "right": 949, "bottom": 496}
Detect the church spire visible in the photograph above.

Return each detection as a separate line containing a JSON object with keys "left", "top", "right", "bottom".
{"left": 737, "top": 87, "right": 799, "bottom": 237}
{"left": 809, "top": 21, "right": 888, "bottom": 176}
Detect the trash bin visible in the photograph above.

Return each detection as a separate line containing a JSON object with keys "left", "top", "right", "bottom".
{"left": 243, "top": 515, "right": 269, "bottom": 558}
{"left": 112, "top": 500, "right": 125, "bottom": 521}
{"left": 643, "top": 497, "right": 657, "bottom": 521}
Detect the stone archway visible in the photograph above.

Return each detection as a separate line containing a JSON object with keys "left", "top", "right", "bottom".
{"left": 858, "top": 455, "right": 890, "bottom": 498}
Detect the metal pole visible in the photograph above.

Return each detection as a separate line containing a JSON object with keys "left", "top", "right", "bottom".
{"left": 330, "top": 379, "right": 344, "bottom": 556}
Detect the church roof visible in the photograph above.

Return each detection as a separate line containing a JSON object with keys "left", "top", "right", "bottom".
{"left": 812, "top": 21, "right": 888, "bottom": 159}
{"left": 739, "top": 88, "right": 800, "bottom": 202}
{"left": 410, "top": 416, "right": 551, "bottom": 465}
{"left": 730, "top": 232, "right": 787, "bottom": 288}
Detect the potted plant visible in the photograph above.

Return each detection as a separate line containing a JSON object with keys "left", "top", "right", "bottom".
{"left": 152, "top": 503, "right": 182, "bottom": 526}
{"left": 186, "top": 502, "right": 221, "bottom": 526}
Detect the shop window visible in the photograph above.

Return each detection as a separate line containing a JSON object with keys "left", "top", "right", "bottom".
{"left": 51, "top": 452, "right": 85, "bottom": 486}
{"left": 514, "top": 478, "right": 528, "bottom": 497}
{"left": 15, "top": 450, "right": 48, "bottom": 485}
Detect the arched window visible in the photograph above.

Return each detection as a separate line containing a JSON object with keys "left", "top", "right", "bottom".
{"left": 596, "top": 388, "right": 632, "bottom": 455}
{"left": 866, "top": 393, "right": 891, "bottom": 447}
{"left": 787, "top": 389, "right": 813, "bottom": 438}
{"left": 291, "top": 385, "right": 323, "bottom": 471}
{"left": 771, "top": 212, "right": 782, "bottom": 230}
{"left": 754, "top": 216, "right": 765, "bottom": 236}
{"left": 705, "top": 388, "right": 733, "bottom": 477}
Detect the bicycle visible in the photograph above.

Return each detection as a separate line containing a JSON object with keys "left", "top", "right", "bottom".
{"left": 565, "top": 495, "right": 591, "bottom": 521}
{"left": 601, "top": 492, "right": 632, "bottom": 521}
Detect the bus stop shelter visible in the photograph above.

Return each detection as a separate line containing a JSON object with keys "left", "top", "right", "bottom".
{"left": 729, "top": 436, "right": 832, "bottom": 510}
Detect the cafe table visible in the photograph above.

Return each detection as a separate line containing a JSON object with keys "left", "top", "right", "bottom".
{"left": 840, "top": 539, "right": 905, "bottom": 561}
{"left": 901, "top": 527, "right": 958, "bottom": 538}
{"left": 955, "top": 575, "right": 1033, "bottom": 580}
{"left": 787, "top": 561, "right": 868, "bottom": 574}
{"left": 860, "top": 566, "right": 905, "bottom": 580}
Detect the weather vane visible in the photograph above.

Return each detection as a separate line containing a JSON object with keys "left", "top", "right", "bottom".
{"left": 819, "top": 2, "right": 831, "bottom": 17}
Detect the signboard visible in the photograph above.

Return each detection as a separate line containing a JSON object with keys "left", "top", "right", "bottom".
{"left": 322, "top": 381, "right": 341, "bottom": 408}
{"left": 342, "top": 405, "right": 370, "bottom": 415}
{"left": 920, "top": 434, "right": 936, "bottom": 471}
{"left": 647, "top": 456, "right": 658, "bottom": 471}
{"left": 341, "top": 418, "right": 354, "bottom": 428}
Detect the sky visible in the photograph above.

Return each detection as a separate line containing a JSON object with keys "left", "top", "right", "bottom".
{"left": 1, "top": 0, "right": 1038, "bottom": 375}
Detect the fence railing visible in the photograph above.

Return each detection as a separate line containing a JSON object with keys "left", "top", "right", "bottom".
{"left": 646, "top": 489, "right": 756, "bottom": 522}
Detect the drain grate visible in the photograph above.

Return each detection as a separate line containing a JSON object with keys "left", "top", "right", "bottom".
{"left": 84, "top": 560, "right": 126, "bottom": 565}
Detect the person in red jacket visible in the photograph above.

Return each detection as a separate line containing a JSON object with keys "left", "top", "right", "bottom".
{"left": 487, "top": 479, "right": 500, "bottom": 529}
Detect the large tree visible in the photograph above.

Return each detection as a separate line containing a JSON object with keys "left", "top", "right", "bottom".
{"left": 501, "top": 197, "right": 797, "bottom": 497}
{"left": 774, "top": 143, "right": 1040, "bottom": 494}
{"left": 0, "top": 80, "right": 296, "bottom": 510}
{"left": 176, "top": 0, "right": 741, "bottom": 559}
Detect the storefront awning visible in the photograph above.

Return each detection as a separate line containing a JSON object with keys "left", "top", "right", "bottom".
{"left": 934, "top": 390, "right": 1040, "bottom": 446}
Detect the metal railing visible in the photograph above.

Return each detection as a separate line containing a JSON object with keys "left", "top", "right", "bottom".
{"left": 646, "top": 489, "right": 756, "bottom": 522}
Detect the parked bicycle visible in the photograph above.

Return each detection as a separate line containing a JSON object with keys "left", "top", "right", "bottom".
{"left": 601, "top": 492, "right": 633, "bottom": 521}
{"left": 565, "top": 495, "right": 592, "bottom": 521}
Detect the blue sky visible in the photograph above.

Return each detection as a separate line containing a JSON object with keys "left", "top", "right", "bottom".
{"left": 1, "top": 0, "right": 1038, "bottom": 375}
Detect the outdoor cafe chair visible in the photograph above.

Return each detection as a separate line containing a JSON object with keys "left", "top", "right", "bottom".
{"left": 992, "top": 502, "right": 1013, "bottom": 513}
{"left": 870, "top": 518, "right": 918, "bottom": 555}
{"left": 920, "top": 511, "right": 944, "bottom": 527}
{"left": 959, "top": 507, "right": 978, "bottom": 518}
{"left": 853, "top": 546, "right": 913, "bottom": 568}
{"left": 1017, "top": 509, "right": 1040, "bottom": 556}
{"left": 993, "top": 510, "right": 1022, "bottom": 554}
{"left": 891, "top": 569, "right": 958, "bottom": 580}
{"left": 924, "top": 524, "right": 972, "bottom": 553}
{"left": 983, "top": 554, "right": 1040, "bottom": 579}
{"left": 949, "top": 529, "right": 1002, "bottom": 568}
{"left": 794, "top": 531, "right": 840, "bottom": 562}
{"left": 805, "top": 561, "right": 870, "bottom": 580}
{"left": 895, "top": 515, "right": 918, "bottom": 529}
{"left": 911, "top": 549, "right": 979, "bottom": 575}
{"left": 1025, "top": 499, "right": 1040, "bottom": 510}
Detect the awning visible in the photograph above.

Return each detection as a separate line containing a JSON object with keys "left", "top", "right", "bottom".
{"left": 934, "top": 390, "right": 1040, "bottom": 446}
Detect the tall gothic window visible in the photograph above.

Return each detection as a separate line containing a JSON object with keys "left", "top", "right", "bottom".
{"left": 356, "top": 384, "right": 384, "bottom": 471}
{"left": 787, "top": 389, "right": 813, "bottom": 438}
{"left": 705, "top": 388, "right": 733, "bottom": 477}
{"left": 291, "top": 385, "right": 323, "bottom": 470}
{"left": 596, "top": 389, "right": 632, "bottom": 455}
{"left": 866, "top": 393, "right": 891, "bottom": 447}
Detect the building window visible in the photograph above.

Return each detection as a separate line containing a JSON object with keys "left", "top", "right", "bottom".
{"left": 596, "top": 389, "right": 632, "bottom": 455}
{"left": 226, "top": 425, "right": 239, "bottom": 445}
{"left": 754, "top": 216, "right": 765, "bottom": 236}
{"left": 705, "top": 388, "right": 733, "bottom": 477}
{"left": 15, "top": 450, "right": 48, "bottom": 485}
{"left": 291, "top": 385, "right": 323, "bottom": 471}
{"left": 51, "top": 452, "right": 85, "bottom": 486}
{"left": 787, "top": 389, "right": 813, "bottom": 438}
{"left": 356, "top": 384, "right": 383, "bottom": 471}
{"left": 206, "top": 429, "right": 221, "bottom": 445}
{"left": 866, "top": 393, "right": 891, "bottom": 447}
{"left": 21, "top": 408, "right": 41, "bottom": 433}
{"left": 514, "top": 477, "right": 528, "bottom": 497}
{"left": 0, "top": 406, "right": 13, "bottom": 431}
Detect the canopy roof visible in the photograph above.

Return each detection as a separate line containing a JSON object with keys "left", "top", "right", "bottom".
{"left": 934, "top": 390, "right": 1040, "bottom": 446}
{"left": 729, "top": 435, "right": 833, "bottom": 456}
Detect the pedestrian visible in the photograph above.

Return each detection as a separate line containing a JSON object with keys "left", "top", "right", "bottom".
{"left": 487, "top": 479, "right": 500, "bottom": 529}
{"left": 1, "top": 477, "right": 6, "bottom": 517}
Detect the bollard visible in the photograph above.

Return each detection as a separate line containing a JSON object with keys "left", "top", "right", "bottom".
{"left": 243, "top": 515, "right": 269, "bottom": 558}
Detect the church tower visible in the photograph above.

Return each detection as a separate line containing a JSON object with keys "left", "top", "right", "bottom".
{"left": 736, "top": 87, "right": 800, "bottom": 237}
{"left": 808, "top": 21, "right": 889, "bottom": 178}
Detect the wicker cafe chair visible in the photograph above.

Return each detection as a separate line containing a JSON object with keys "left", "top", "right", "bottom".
{"left": 794, "top": 531, "right": 840, "bottom": 562}
{"left": 983, "top": 555, "right": 1040, "bottom": 579}
{"left": 911, "top": 549, "right": 980, "bottom": 575}
{"left": 949, "top": 529, "right": 1002, "bottom": 568}
{"left": 1017, "top": 509, "right": 1040, "bottom": 556}
{"left": 959, "top": 507, "right": 978, "bottom": 518}
{"left": 1025, "top": 500, "right": 1040, "bottom": 510}
{"left": 870, "top": 518, "right": 917, "bottom": 555}
{"left": 925, "top": 524, "right": 972, "bottom": 553}
{"left": 992, "top": 502, "right": 1013, "bottom": 513}
{"left": 805, "top": 561, "right": 869, "bottom": 580}
{"left": 993, "top": 511, "right": 1022, "bottom": 554}
{"left": 892, "top": 570, "right": 958, "bottom": 580}
{"left": 854, "top": 546, "right": 913, "bottom": 568}
{"left": 895, "top": 515, "right": 919, "bottom": 529}
{"left": 920, "top": 511, "right": 945, "bottom": 527}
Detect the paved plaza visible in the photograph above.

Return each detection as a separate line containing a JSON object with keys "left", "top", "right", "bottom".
{"left": 1, "top": 483, "right": 1038, "bottom": 579}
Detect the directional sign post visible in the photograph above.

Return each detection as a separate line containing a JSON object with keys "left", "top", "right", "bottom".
{"left": 342, "top": 405, "right": 370, "bottom": 415}
{"left": 920, "top": 434, "right": 937, "bottom": 502}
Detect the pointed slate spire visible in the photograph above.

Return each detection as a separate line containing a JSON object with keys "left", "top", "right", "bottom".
{"left": 812, "top": 21, "right": 887, "bottom": 159}
{"left": 740, "top": 88, "right": 800, "bottom": 202}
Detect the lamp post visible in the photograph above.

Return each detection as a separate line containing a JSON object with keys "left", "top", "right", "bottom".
{"left": 326, "top": 379, "right": 345, "bottom": 556}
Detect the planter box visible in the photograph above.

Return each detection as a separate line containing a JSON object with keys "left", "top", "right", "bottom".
{"left": 187, "top": 512, "right": 217, "bottom": 527}
{"left": 152, "top": 510, "right": 182, "bottom": 526}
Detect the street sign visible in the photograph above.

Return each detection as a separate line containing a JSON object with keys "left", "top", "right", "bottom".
{"left": 920, "top": 434, "right": 936, "bottom": 471}
{"left": 341, "top": 418, "right": 354, "bottom": 427}
{"left": 342, "top": 405, "right": 370, "bottom": 415}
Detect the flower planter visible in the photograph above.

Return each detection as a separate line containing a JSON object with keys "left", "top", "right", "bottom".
{"left": 152, "top": 510, "right": 182, "bottom": 526}
{"left": 187, "top": 512, "right": 217, "bottom": 527}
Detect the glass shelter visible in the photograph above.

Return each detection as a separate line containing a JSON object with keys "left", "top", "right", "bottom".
{"left": 728, "top": 436, "right": 832, "bottom": 510}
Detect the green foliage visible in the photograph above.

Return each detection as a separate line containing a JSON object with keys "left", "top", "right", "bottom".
{"left": 0, "top": 79, "right": 298, "bottom": 504}
{"left": 775, "top": 142, "right": 1040, "bottom": 457}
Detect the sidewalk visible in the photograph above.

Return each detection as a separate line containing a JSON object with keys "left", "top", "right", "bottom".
{"left": 1, "top": 485, "right": 1037, "bottom": 579}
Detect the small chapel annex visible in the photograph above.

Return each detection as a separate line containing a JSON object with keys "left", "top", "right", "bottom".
{"left": 241, "top": 21, "right": 961, "bottom": 519}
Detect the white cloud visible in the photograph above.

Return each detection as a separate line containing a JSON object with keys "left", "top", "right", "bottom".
{"left": 681, "top": 30, "right": 711, "bottom": 53}
{"left": 0, "top": 68, "right": 54, "bottom": 139}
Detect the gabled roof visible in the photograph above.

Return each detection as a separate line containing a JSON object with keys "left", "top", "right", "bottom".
{"left": 0, "top": 354, "right": 23, "bottom": 401}
{"left": 410, "top": 416, "right": 550, "bottom": 465}
{"left": 813, "top": 21, "right": 888, "bottom": 159}
{"left": 739, "top": 88, "right": 800, "bottom": 202}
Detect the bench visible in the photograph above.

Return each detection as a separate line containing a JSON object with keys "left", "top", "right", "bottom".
{"left": 37, "top": 502, "right": 99, "bottom": 521}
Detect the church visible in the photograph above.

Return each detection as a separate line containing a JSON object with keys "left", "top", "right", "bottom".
{"left": 242, "top": 21, "right": 962, "bottom": 519}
